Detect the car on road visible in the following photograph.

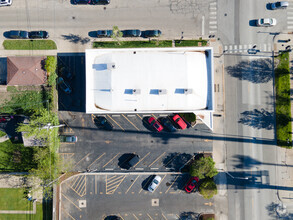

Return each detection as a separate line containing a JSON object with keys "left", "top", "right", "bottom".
{"left": 72, "top": 0, "right": 109, "bottom": 4}
{"left": 122, "top": 29, "right": 141, "bottom": 37}
{"left": 185, "top": 176, "right": 199, "bottom": 193}
{"left": 172, "top": 114, "right": 187, "bottom": 130}
{"left": 104, "top": 216, "right": 122, "bottom": 220}
{"left": 96, "top": 30, "right": 113, "bottom": 38}
{"left": 126, "top": 154, "right": 140, "bottom": 169}
{"left": 148, "top": 175, "right": 162, "bottom": 192}
{"left": 142, "top": 30, "right": 162, "bottom": 38}
{"left": 92, "top": 0, "right": 110, "bottom": 4}
{"left": 0, "top": 0, "right": 12, "bottom": 6}
{"left": 270, "top": 1, "right": 289, "bottom": 9}
{"left": 148, "top": 117, "right": 163, "bottom": 132}
{"left": 72, "top": 0, "right": 91, "bottom": 4}
{"left": 29, "top": 31, "right": 49, "bottom": 39}
{"left": 60, "top": 135, "right": 78, "bottom": 143}
{"left": 57, "top": 77, "right": 72, "bottom": 94}
{"left": 96, "top": 117, "right": 113, "bottom": 130}
{"left": 256, "top": 18, "right": 277, "bottom": 27}
{"left": 8, "top": 30, "right": 29, "bottom": 39}
{"left": 160, "top": 117, "right": 176, "bottom": 132}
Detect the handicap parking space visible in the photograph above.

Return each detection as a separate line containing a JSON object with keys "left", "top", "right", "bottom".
{"left": 60, "top": 173, "right": 213, "bottom": 220}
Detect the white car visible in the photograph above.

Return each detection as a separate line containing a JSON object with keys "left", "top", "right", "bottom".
{"left": 257, "top": 18, "right": 277, "bottom": 27}
{"left": 148, "top": 175, "right": 161, "bottom": 192}
{"left": 271, "top": 1, "right": 289, "bottom": 10}
{"left": 0, "top": 0, "right": 12, "bottom": 6}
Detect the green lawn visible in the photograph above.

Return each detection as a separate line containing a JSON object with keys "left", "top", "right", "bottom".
{"left": 0, "top": 130, "right": 6, "bottom": 137}
{"left": 175, "top": 39, "right": 208, "bottom": 47}
{"left": 3, "top": 40, "right": 57, "bottom": 50}
{"left": 0, "top": 140, "right": 36, "bottom": 172}
{"left": 93, "top": 40, "right": 172, "bottom": 48}
{"left": 275, "top": 52, "right": 292, "bottom": 147}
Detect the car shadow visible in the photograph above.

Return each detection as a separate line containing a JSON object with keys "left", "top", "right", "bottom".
{"left": 142, "top": 116, "right": 155, "bottom": 132}
{"left": 141, "top": 175, "right": 155, "bottom": 191}
{"left": 249, "top": 20, "right": 258, "bottom": 26}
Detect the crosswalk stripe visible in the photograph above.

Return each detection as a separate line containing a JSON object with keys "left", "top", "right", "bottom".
{"left": 263, "top": 44, "right": 267, "bottom": 51}
{"left": 209, "top": 21, "right": 217, "bottom": 24}
{"left": 210, "top": 25, "right": 217, "bottom": 29}
{"left": 210, "top": 11, "right": 217, "bottom": 15}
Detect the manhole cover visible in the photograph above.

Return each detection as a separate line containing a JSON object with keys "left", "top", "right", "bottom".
{"left": 79, "top": 200, "right": 86, "bottom": 208}
{"left": 151, "top": 199, "right": 159, "bottom": 207}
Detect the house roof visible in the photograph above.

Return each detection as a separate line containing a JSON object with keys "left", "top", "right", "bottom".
{"left": 7, "top": 56, "right": 47, "bottom": 86}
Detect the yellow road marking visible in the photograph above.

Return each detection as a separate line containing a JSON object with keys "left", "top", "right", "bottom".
{"left": 165, "top": 175, "right": 179, "bottom": 193}
{"left": 152, "top": 114, "right": 157, "bottom": 119}
{"left": 103, "top": 153, "right": 119, "bottom": 168}
{"left": 62, "top": 193, "right": 81, "bottom": 211}
{"left": 164, "top": 153, "right": 180, "bottom": 167}
{"left": 122, "top": 114, "right": 140, "bottom": 130}
{"left": 88, "top": 153, "right": 106, "bottom": 169}
{"left": 106, "top": 114, "right": 124, "bottom": 131}
{"left": 133, "top": 214, "right": 139, "bottom": 220}
{"left": 147, "top": 213, "right": 153, "bottom": 220}
{"left": 75, "top": 176, "right": 86, "bottom": 195}
{"left": 62, "top": 207, "right": 76, "bottom": 220}
{"left": 73, "top": 153, "right": 91, "bottom": 168}
{"left": 117, "top": 214, "right": 125, "bottom": 220}
{"left": 107, "top": 175, "right": 118, "bottom": 181}
{"left": 162, "top": 213, "right": 168, "bottom": 220}
{"left": 139, "top": 178, "right": 153, "bottom": 194}
{"left": 106, "top": 175, "right": 126, "bottom": 194}
{"left": 176, "top": 214, "right": 180, "bottom": 219}
{"left": 136, "top": 114, "right": 142, "bottom": 119}
{"left": 204, "top": 202, "right": 213, "bottom": 206}
{"left": 71, "top": 176, "right": 82, "bottom": 189}
{"left": 125, "top": 176, "right": 140, "bottom": 194}
{"left": 148, "top": 152, "right": 166, "bottom": 167}
{"left": 152, "top": 175, "right": 166, "bottom": 193}
{"left": 133, "top": 152, "right": 150, "bottom": 168}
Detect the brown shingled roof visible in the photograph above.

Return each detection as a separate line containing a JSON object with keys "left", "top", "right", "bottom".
{"left": 7, "top": 56, "right": 47, "bottom": 86}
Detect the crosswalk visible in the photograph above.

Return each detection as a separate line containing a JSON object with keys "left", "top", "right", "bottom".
{"left": 287, "top": 2, "right": 293, "bottom": 30}
{"left": 209, "top": 1, "right": 217, "bottom": 35}
{"left": 223, "top": 43, "right": 272, "bottom": 53}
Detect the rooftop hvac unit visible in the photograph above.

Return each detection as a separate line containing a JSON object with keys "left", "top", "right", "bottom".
{"left": 184, "top": 89, "right": 193, "bottom": 94}
{"left": 158, "top": 89, "right": 167, "bottom": 95}
{"left": 107, "top": 63, "right": 116, "bottom": 70}
{"left": 132, "top": 89, "right": 141, "bottom": 94}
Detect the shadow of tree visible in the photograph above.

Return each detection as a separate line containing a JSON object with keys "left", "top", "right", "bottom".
{"left": 266, "top": 202, "right": 293, "bottom": 219}
{"left": 238, "top": 109, "right": 274, "bottom": 130}
{"left": 179, "top": 212, "right": 199, "bottom": 220}
{"left": 61, "top": 34, "right": 90, "bottom": 45}
{"left": 162, "top": 152, "right": 193, "bottom": 171}
{"left": 226, "top": 59, "right": 273, "bottom": 83}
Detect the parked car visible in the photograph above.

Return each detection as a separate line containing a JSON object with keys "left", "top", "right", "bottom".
{"left": 0, "top": 0, "right": 12, "bottom": 6}
{"left": 142, "top": 30, "right": 162, "bottom": 38}
{"left": 172, "top": 114, "right": 187, "bottom": 129}
{"left": 96, "top": 30, "right": 113, "bottom": 38}
{"left": 104, "top": 215, "right": 122, "bottom": 220}
{"left": 148, "top": 175, "right": 161, "bottom": 192}
{"left": 271, "top": 1, "right": 289, "bottom": 9}
{"left": 160, "top": 117, "right": 176, "bottom": 132}
{"left": 59, "top": 66, "right": 73, "bottom": 80}
{"left": 256, "top": 18, "right": 277, "bottom": 27}
{"left": 60, "top": 135, "right": 78, "bottom": 143}
{"left": 148, "top": 117, "right": 163, "bottom": 132}
{"left": 92, "top": 0, "right": 110, "bottom": 4}
{"left": 8, "top": 30, "right": 29, "bottom": 39}
{"left": 185, "top": 176, "right": 199, "bottom": 193}
{"left": 126, "top": 154, "right": 140, "bottom": 169}
{"left": 57, "top": 77, "right": 72, "bottom": 94}
{"left": 72, "top": 0, "right": 91, "bottom": 4}
{"left": 97, "top": 117, "right": 113, "bottom": 130}
{"left": 122, "top": 29, "right": 141, "bottom": 37}
{"left": 72, "top": 0, "right": 109, "bottom": 4}
{"left": 29, "top": 31, "right": 49, "bottom": 39}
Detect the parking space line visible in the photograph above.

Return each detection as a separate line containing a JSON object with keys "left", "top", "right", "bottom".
{"left": 95, "top": 175, "right": 97, "bottom": 194}
{"left": 122, "top": 114, "right": 140, "bottom": 130}
{"left": 176, "top": 214, "right": 180, "bottom": 219}
{"left": 62, "top": 207, "right": 76, "bottom": 220}
{"left": 151, "top": 114, "right": 157, "bottom": 119}
{"left": 133, "top": 152, "right": 150, "bottom": 168}
{"left": 87, "top": 153, "right": 106, "bottom": 169}
{"left": 62, "top": 193, "right": 82, "bottom": 211}
{"left": 69, "top": 175, "right": 86, "bottom": 197}
{"left": 153, "top": 175, "right": 166, "bottom": 193}
{"left": 133, "top": 214, "right": 139, "bottom": 220}
{"left": 103, "top": 153, "right": 119, "bottom": 168}
{"left": 73, "top": 152, "right": 91, "bottom": 169}
{"left": 147, "top": 213, "right": 153, "bottom": 220}
{"left": 125, "top": 175, "right": 140, "bottom": 194}
{"left": 106, "top": 175, "right": 126, "bottom": 194}
{"left": 164, "top": 153, "right": 180, "bottom": 167}
{"left": 117, "top": 214, "right": 125, "bottom": 220}
{"left": 106, "top": 114, "right": 124, "bottom": 131}
{"left": 148, "top": 152, "right": 166, "bottom": 167}
{"left": 165, "top": 175, "right": 179, "bottom": 193}
{"left": 139, "top": 178, "right": 153, "bottom": 194}
{"left": 136, "top": 114, "right": 142, "bottom": 119}
{"left": 162, "top": 213, "right": 168, "bottom": 220}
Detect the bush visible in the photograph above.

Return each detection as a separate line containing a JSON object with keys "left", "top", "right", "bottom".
{"left": 189, "top": 157, "right": 218, "bottom": 179}
{"left": 45, "top": 56, "right": 57, "bottom": 87}
{"left": 179, "top": 113, "right": 196, "bottom": 123}
{"left": 199, "top": 178, "right": 217, "bottom": 199}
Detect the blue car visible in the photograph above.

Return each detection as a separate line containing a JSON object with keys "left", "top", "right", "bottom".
{"left": 96, "top": 30, "right": 113, "bottom": 38}
{"left": 122, "top": 29, "right": 141, "bottom": 37}
{"left": 142, "top": 30, "right": 162, "bottom": 38}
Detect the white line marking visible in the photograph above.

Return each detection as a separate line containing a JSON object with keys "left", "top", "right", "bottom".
{"left": 135, "top": 168, "right": 144, "bottom": 170}
{"left": 151, "top": 168, "right": 159, "bottom": 170}
{"left": 202, "top": 16, "right": 205, "bottom": 36}
{"left": 224, "top": 45, "right": 228, "bottom": 50}
{"left": 105, "top": 168, "right": 114, "bottom": 170}
{"left": 209, "top": 25, "right": 217, "bottom": 29}
{"left": 112, "top": 115, "right": 120, "bottom": 117}
{"left": 210, "top": 11, "right": 217, "bottom": 15}
{"left": 209, "top": 21, "right": 217, "bottom": 24}
{"left": 263, "top": 44, "right": 267, "bottom": 51}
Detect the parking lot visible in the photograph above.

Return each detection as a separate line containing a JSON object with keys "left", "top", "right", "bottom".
{"left": 60, "top": 173, "right": 214, "bottom": 220}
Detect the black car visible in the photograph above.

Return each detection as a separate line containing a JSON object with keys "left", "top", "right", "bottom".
{"left": 72, "top": 0, "right": 109, "bottom": 4}
{"left": 126, "top": 154, "right": 140, "bottom": 169}
{"left": 142, "top": 30, "right": 162, "bottom": 38}
{"left": 96, "top": 117, "right": 113, "bottom": 130}
{"left": 29, "top": 31, "right": 49, "bottom": 39}
{"left": 104, "top": 216, "right": 122, "bottom": 220}
{"left": 9, "top": 30, "right": 29, "bottom": 39}
{"left": 160, "top": 117, "right": 176, "bottom": 132}
{"left": 96, "top": 30, "right": 113, "bottom": 38}
{"left": 72, "top": 0, "right": 91, "bottom": 4}
{"left": 122, "top": 29, "right": 141, "bottom": 37}
{"left": 92, "top": 0, "right": 110, "bottom": 4}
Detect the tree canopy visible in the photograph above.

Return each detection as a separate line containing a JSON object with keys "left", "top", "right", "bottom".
{"left": 189, "top": 157, "right": 218, "bottom": 179}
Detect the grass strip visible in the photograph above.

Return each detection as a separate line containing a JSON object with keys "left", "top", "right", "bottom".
{"left": 3, "top": 40, "right": 57, "bottom": 50}
{"left": 175, "top": 40, "right": 208, "bottom": 47}
{"left": 275, "top": 52, "right": 292, "bottom": 148}
{"left": 93, "top": 40, "right": 172, "bottom": 48}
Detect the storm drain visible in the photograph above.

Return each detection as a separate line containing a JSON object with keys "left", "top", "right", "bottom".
{"left": 151, "top": 199, "right": 159, "bottom": 207}
{"left": 79, "top": 200, "right": 86, "bottom": 208}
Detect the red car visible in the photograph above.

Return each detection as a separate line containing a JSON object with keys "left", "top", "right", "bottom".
{"left": 172, "top": 114, "right": 187, "bottom": 129}
{"left": 148, "top": 117, "right": 163, "bottom": 132}
{"left": 185, "top": 177, "right": 199, "bottom": 193}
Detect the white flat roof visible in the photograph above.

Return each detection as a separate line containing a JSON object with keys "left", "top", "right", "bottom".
{"left": 86, "top": 47, "right": 214, "bottom": 115}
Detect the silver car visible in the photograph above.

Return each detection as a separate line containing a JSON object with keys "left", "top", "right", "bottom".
{"left": 271, "top": 1, "right": 289, "bottom": 9}
{"left": 148, "top": 175, "right": 161, "bottom": 192}
{"left": 0, "top": 0, "right": 12, "bottom": 6}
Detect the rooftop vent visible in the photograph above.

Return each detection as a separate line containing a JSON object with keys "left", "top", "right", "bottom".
{"left": 107, "top": 63, "right": 116, "bottom": 70}
{"left": 184, "top": 89, "right": 193, "bottom": 94}
{"left": 132, "top": 89, "right": 141, "bottom": 94}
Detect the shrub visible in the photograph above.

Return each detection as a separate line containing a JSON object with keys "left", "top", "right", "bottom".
{"left": 45, "top": 56, "right": 57, "bottom": 87}
{"left": 189, "top": 157, "right": 218, "bottom": 179}
{"left": 179, "top": 113, "right": 196, "bottom": 123}
{"left": 199, "top": 178, "right": 217, "bottom": 199}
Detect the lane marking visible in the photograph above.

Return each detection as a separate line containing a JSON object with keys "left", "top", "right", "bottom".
{"left": 202, "top": 15, "right": 205, "bottom": 36}
{"left": 95, "top": 175, "right": 97, "bottom": 194}
{"left": 62, "top": 193, "right": 82, "bottom": 211}
{"left": 162, "top": 214, "right": 168, "bottom": 220}
{"left": 122, "top": 114, "right": 140, "bottom": 130}
{"left": 139, "top": 178, "right": 153, "bottom": 194}
{"left": 103, "top": 153, "right": 119, "bottom": 168}
{"left": 133, "top": 152, "right": 150, "bottom": 168}
{"left": 164, "top": 153, "right": 180, "bottom": 168}
{"left": 106, "top": 114, "right": 124, "bottom": 131}
{"left": 148, "top": 152, "right": 166, "bottom": 167}
{"left": 133, "top": 214, "right": 139, "bottom": 220}
{"left": 136, "top": 114, "right": 142, "bottom": 119}
{"left": 125, "top": 175, "right": 140, "bottom": 194}
{"left": 106, "top": 175, "right": 126, "bottom": 194}
{"left": 73, "top": 152, "right": 91, "bottom": 169}
{"left": 147, "top": 213, "right": 153, "bottom": 220}
{"left": 87, "top": 153, "right": 106, "bottom": 169}
{"left": 165, "top": 175, "right": 180, "bottom": 193}
{"left": 62, "top": 207, "right": 76, "bottom": 220}
{"left": 151, "top": 114, "right": 157, "bottom": 119}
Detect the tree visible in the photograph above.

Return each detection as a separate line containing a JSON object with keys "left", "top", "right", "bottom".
{"left": 199, "top": 178, "right": 217, "bottom": 199}
{"left": 111, "top": 26, "right": 123, "bottom": 45}
{"left": 189, "top": 157, "right": 218, "bottom": 179}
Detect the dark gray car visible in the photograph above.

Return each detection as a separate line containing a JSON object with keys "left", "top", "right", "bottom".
{"left": 9, "top": 30, "right": 29, "bottom": 39}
